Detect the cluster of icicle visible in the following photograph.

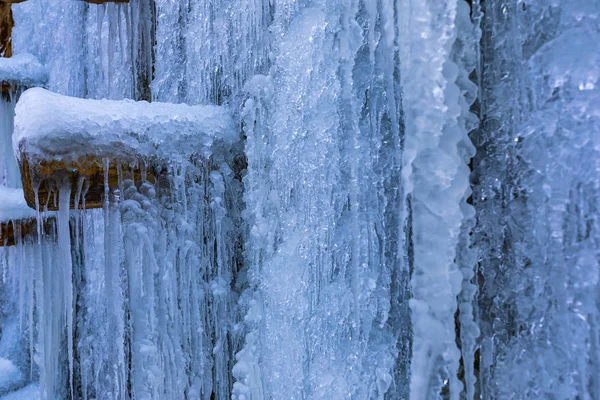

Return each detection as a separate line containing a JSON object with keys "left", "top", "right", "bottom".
{"left": 1, "top": 156, "right": 242, "bottom": 399}
{"left": 12, "top": 1, "right": 152, "bottom": 101}
{"left": 236, "top": 0, "right": 478, "bottom": 399}
{"left": 1, "top": 1, "right": 485, "bottom": 400}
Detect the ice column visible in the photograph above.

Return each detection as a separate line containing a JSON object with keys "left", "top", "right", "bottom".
{"left": 237, "top": 0, "right": 405, "bottom": 397}
{"left": 398, "top": 0, "right": 475, "bottom": 398}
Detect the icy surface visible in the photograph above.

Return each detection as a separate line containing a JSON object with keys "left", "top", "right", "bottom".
{"left": 0, "top": 54, "right": 47, "bottom": 88}
{"left": 0, "top": 0, "right": 597, "bottom": 399}
{"left": 6, "top": 0, "right": 469, "bottom": 398}
{"left": 0, "top": 188, "right": 35, "bottom": 222}
{"left": 472, "top": 1, "right": 600, "bottom": 399}
{"left": 0, "top": 384, "right": 38, "bottom": 400}
{"left": 14, "top": 88, "right": 237, "bottom": 161}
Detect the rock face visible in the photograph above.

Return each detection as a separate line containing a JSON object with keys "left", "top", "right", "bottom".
{"left": 0, "top": 3, "right": 13, "bottom": 58}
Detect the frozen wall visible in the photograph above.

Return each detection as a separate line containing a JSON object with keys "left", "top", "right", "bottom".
{"left": 0, "top": 0, "right": 597, "bottom": 399}
{"left": 474, "top": 1, "right": 600, "bottom": 398}
{"left": 7, "top": 2, "right": 243, "bottom": 399}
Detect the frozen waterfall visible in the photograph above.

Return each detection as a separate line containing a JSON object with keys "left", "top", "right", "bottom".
{"left": 0, "top": 0, "right": 598, "bottom": 399}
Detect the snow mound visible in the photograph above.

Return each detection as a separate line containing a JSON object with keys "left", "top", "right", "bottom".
{"left": 0, "top": 187, "right": 35, "bottom": 221}
{"left": 14, "top": 88, "right": 238, "bottom": 162}
{"left": 0, "top": 358, "right": 22, "bottom": 393}
{"left": 0, "top": 54, "right": 48, "bottom": 88}
{"left": 0, "top": 384, "right": 38, "bottom": 400}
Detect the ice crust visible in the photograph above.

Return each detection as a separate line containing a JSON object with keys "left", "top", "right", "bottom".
{"left": 14, "top": 88, "right": 238, "bottom": 162}
{"left": 0, "top": 54, "right": 47, "bottom": 89}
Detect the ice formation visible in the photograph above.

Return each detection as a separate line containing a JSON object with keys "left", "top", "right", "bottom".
{"left": 0, "top": 53, "right": 48, "bottom": 90}
{"left": 0, "top": 53, "right": 46, "bottom": 189}
{"left": 0, "top": 357, "right": 23, "bottom": 393}
{"left": 0, "top": 384, "right": 39, "bottom": 400}
{"left": 14, "top": 88, "right": 237, "bottom": 161}
{"left": 0, "top": 0, "right": 597, "bottom": 399}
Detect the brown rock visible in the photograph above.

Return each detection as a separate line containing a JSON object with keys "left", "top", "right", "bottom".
{"left": 0, "top": 3, "right": 13, "bottom": 58}
{"left": 20, "top": 154, "right": 156, "bottom": 211}
{"left": 0, "top": 218, "right": 32, "bottom": 246}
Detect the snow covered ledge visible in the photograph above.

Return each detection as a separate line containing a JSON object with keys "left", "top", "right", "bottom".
{"left": 14, "top": 88, "right": 238, "bottom": 210}
{"left": 0, "top": 187, "right": 36, "bottom": 246}
{"left": 0, "top": 54, "right": 47, "bottom": 94}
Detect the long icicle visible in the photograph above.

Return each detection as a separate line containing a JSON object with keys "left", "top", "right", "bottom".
{"left": 397, "top": 0, "right": 469, "bottom": 398}
{"left": 58, "top": 179, "right": 74, "bottom": 399}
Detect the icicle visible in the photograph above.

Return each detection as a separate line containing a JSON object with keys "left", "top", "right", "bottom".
{"left": 0, "top": 99, "right": 19, "bottom": 188}
{"left": 397, "top": 0, "right": 471, "bottom": 398}
{"left": 103, "top": 158, "right": 112, "bottom": 304}
{"left": 27, "top": 237, "right": 35, "bottom": 381}
{"left": 209, "top": 169, "right": 232, "bottom": 398}
{"left": 32, "top": 183, "right": 47, "bottom": 395}
{"left": 16, "top": 222, "right": 24, "bottom": 331}
{"left": 41, "top": 231, "right": 58, "bottom": 398}
{"left": 120, "top": 176, "right": 162, "bottom": 399}
{"left": 58, "top": 179, "right": 74, "bottom": 399}
{"left": 1, "top": 244, "right": 5, "bottom": 282}
{"left": 452, "top": 2, "right": 480, "bottom": 399}
{"left": 107, "top": 4, "right": 117, "bottom": 98}
{"left": 338, "top": 0, "right": 364, "bottom": 337}
{"left": 97, "top": 3, "right": 107, "bottom": 88}
{"left": 74, "top": 175, "right": 85, "bottom": 254}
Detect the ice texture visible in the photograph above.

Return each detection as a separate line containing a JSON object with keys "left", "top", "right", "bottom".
{"left": 0, "top": 384, "right": 38, "bottom": 400}
{"left": 5, "top": 0, "right": 471, "bottom": 398}
{"left": 0, "top": 358, "right": 23, "bottom": 394}
{"left": 14, "top": 88, "right": 237, "bottom": 161}
{"left": 0, "top": 0, "right": 597, "bottom": 399}
{"left": 472, "top": 1, "right": 600, "bottom": 399}
{"left": 0, "top": 54, "right": 47, "bottom": 89}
